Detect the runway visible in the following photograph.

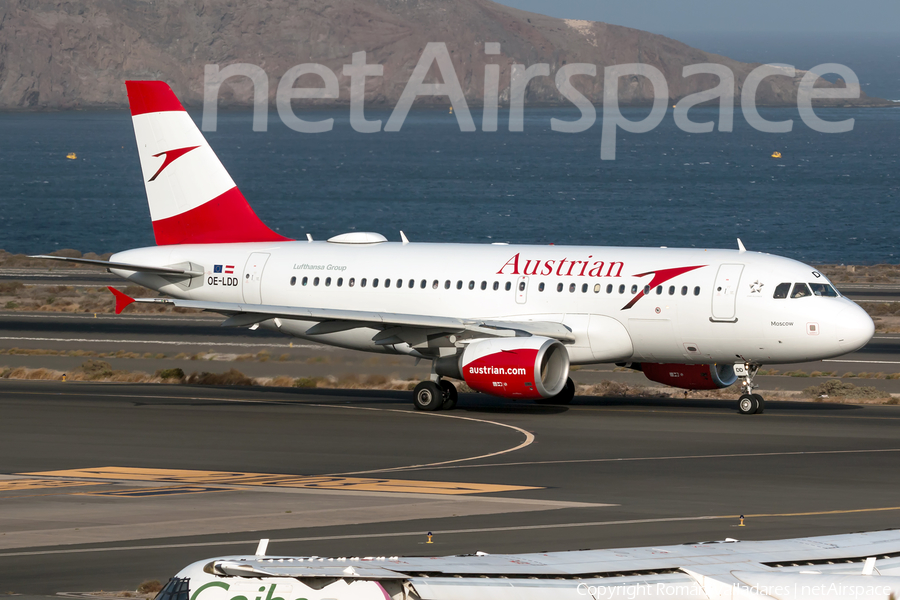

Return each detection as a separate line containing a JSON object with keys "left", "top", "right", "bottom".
{"left": 2, "top": 380, "right": 900, "bottom": 595}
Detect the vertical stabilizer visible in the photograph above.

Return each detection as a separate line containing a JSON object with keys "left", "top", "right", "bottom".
{"left": 125, "top": 81, "right": 290, "bottom": 245}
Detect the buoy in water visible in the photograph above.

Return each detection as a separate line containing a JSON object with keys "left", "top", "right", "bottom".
{"left": 771, "top": 151, "right": 782, "bottom": 158}
{"left": 66, "top": 152, "right": 77, "bottom": 159}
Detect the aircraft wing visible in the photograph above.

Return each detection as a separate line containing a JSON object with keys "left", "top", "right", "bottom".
{"left": 30, "top": 255, "right": 203, "bottom": 276}
{"left": 108, "top": 288, "right": 576, "bottom": 344}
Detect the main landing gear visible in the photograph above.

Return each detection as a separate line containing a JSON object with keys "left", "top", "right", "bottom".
{"left": 535, "top": 377, "right": 576, "bottom": 405}
{"left": 413, "top": 379, "right": 458, "bottom": 411}
{"left": 736, "top": 362, "right": 765, "bottom": 415}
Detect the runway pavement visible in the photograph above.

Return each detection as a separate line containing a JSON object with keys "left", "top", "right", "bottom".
{"left": 1, "top": 380, "right": 900, "bottom": 595}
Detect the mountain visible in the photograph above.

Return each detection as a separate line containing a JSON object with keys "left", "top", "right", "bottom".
{"left": 0, "top": 0, "right": 888, "bottom": 109}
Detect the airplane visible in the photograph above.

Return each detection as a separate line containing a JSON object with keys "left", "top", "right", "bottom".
{"left": 152, "top": 529, "right": 900, "bottom": 600}
{"left": 33, "top": 81, "right": 874, "bottom": 415}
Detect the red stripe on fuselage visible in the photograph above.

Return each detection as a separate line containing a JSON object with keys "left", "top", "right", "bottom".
{"left": 621, "top": 265, "right": 707, "bottom": 310}
{"left": 151, "top": 187, "right": 292, "bottom": 245}
{"left": 126, "top": 81, "right": 185, "bottom": 116}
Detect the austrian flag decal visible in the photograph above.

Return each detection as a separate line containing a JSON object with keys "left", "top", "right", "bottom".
{"left": 213, "top": 265, "right": 234, "bottom": 274}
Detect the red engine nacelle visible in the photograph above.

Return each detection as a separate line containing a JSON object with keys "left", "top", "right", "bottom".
{"left": 639, "top": 363, "right": 738, "bottom": 390}
{"left": 439, "top": 337, "right": 570, "bottom": 399}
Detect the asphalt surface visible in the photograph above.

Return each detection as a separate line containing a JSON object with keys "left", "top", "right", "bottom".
{"left": 2, "top": 380, "right": 900, "bottom": 595}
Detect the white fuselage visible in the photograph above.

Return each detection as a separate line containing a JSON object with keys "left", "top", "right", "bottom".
{"left": 110, "top": 239, "right": 874, "bottom": 367}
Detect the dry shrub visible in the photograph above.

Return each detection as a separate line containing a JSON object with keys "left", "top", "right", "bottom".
{"left": 579, "top": 380, "right": 657, "bottom": 398}
{"left": 80, "top": 359, "right": 115, "bottom": 380}
{"left": 137, "top": 581, "right": 163, "bottom": 593}
{"left": 156, "top": 368, "right": 185, "bottom": 381}
{"left": 293, "top": 377, "right": 321, "bottom": 388}
{"left": 0, "top": 281, "right": 24, "bottom": 294}
{"left": 187, "top": 368, "right": 255, "bottom": 386}
{"left": 802, "top": 379, "right": 890, "bottom": 401}
{"left": 268, "top": 376, "right": 296, "bottom": 387}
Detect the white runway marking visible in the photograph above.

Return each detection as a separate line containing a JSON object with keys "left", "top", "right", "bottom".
{"left": 307, "top": 404, "right": 536, "bottom": 476}
{"left": 822, "top": 359, "right": 900, "bottom": 365}
{"left": 380, "top": 447, "right": 900, "bottom": 473}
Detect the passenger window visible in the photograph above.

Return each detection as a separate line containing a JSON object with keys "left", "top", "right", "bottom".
{"left": 445, "top": 280, "right": 451, "bottom": 289}
{"left": 433, "top": 280, "right": 439, "bottom": 289}
{"left": 373, "top": 278, "right": 379, "bottom": 288}
{"left": 596, "top": 284, "right": 602, "bottom": 293}
{"left": 290, "top": 276, "right": 296, "bottom": 286}
{"left": 557, "top": 283, "right": 564, "bottom": 292}
{"left": 457, "top": 280, "right": 463, "bottom": 290}
{"left": 420, "top": 279, "right": 426, "bottom": 289}
{"left": 302, "top": 276, "right": 308, "bottom": 286}
{"left": 681, "top": 286, "right": 687, "bottom": 296}
{"left": 384, "top": 278, "right": 391, "bottom": 288}
{"left": 325, "top": 277, "right": 331, "bottom": 286}
{"left": 538, "top": 282, "right": 545, "bottom": 292}
{"left": 791, "top": 283, "right": 812, "bottom": 298}
{"left": 810, "top": 283, "right": 838, "bottom": 297}
{"left": 469, "top": 280, "right": 475, "bottom": 290}
{"left": 481, "top": 281, "right": 487, "bottom": 290}
{"left": 619, "top": 285, "right": 625, "bottom": 294}
{"left": 314, "top": 277, "right": 320, "bottom": 286}
{"left": 643, "top": 285, "right": 650, "bottom": 294}
{"left": 606, "top": 284, "right": 613, "bottom": 294}
{"left": 773, "top": 282, "right": 791, "bottom": 299}
{"left": 569, "top": 283, "right": 576, "bottom": 293}
{"left": 582, "top": 283, "right": 588, "bottom": 293}
{"left": 493, "top": 281, "right": 499, "bottom": 291}
{"left": 409, "top": 279, "right": 415, "bottom": 288}
{"left": 656, "top": 286, "right": 663, "bottom": 295}
{"left": 693, "top": 286, "right": 700, "bottom": 296}
{"left": 518, "top": 281, "right": 526, "bottom": 291}
{"left": 361, "top": 278, "right": 367, "bottom": 287}
{"left": 349, "top": 278, "right": 355, "bottom": 287}
{"left": 506, "top": 282, "right": 512, "bottom": 291}
{"left": 668, "top": 286, "right": 675, "bottom": 295}
{"left": 631, "top": 285, "right": 638, "bottom": 294}
{"left": 337, "top": 277, "right": 343, "bottom": 287}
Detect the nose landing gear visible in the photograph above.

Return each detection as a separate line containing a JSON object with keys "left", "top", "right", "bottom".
{"left": 736, "top": 362, "right": 764, "bottom": 414}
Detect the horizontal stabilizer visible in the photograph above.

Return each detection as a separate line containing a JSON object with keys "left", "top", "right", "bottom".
{"left": 107, "top": 287, "right": 136, "bottom": 314}
{"left": 30, "top": 255, "right": 202, "bottom": 277}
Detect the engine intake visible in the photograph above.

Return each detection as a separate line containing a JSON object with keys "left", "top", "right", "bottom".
{"left": 437, "top": 337, "right": 569, "bottom": 399}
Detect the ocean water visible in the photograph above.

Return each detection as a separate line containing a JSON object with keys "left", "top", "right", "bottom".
{"left": 0, "top": 105, "right": 898, "bottom": 265}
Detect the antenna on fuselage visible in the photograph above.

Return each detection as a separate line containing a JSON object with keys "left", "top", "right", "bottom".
{"left": 737, "top": 238, "right": 747, "bottom": 253}
{"left": 306, "top": 233, "right": 314, "bottom": 242}
{"left": 400, "top": 231, "right": 410, "bottom": 245}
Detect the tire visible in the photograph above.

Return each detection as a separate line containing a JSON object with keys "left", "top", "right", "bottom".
{"left": 752, "top": 393, "right": 765, "bottom": 414}
{"left": 738, "top": 394, "right": 759, "bottom": 415}
{"left": 537, "top": 377, "right": 575, "bottom": 405}
{"left": 413, "top": 381, "right": 443, "bottom": 411}
{"left": 440, "top": 380, "right": 458, "bottom": 410}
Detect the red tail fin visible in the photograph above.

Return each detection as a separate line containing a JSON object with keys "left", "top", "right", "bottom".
{"left": 125, "top": 81, "right": 291, "bottom": 245}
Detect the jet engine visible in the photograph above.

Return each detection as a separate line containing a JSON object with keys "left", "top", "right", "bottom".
{"left": 637, "top": 363, "right": 738, "bottom": 390}
{"left": 436, "top": 336, "right": 569, "bottom": 399}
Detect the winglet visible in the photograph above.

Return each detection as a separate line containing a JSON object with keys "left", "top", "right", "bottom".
{"left": 107, "top": 287, "right": 136, "bottom": 314}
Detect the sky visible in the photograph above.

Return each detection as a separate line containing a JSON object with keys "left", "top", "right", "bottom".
{"left": 492, "top": 0, "right": 900, "bottom": 34}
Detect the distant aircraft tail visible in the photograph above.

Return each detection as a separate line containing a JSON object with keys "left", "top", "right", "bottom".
{"left": 125, "top": 81, "right": 290, "bottom": 245}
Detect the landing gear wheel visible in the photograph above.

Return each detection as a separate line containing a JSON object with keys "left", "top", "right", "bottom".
{"left": 440, "top": 380, "right": 458, "bottom": 410}
{"left": 537, "top": 377, "right": 575, "bottom": 405}
{"left": 413, "top": 381, "right": 443, "bottom": 411}
{"left": 752, "top": 393, "right": 765, "bottom": 414}
{"left": 738, "top": 394, "right": 760, "bottom": 415}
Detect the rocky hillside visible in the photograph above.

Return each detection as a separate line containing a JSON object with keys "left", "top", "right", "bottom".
{"left": 0, "top": 0, "right": 887, "bottom": 109}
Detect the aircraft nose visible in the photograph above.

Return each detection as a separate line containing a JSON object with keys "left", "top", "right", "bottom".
{"left": 835, "top": 304, "right": 875, "bottom": 353}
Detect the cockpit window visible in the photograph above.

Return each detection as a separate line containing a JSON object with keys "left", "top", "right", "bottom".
{"left": 153, "top": 577, "right": 190, "bottom": 600}
{"left": 791, "top": 283, "right": 812, "bottom": 299}
{"left": 773, "top": 283, "right": 791, "bottom": 299}
{"left": 809, "top": 283, "right": 838, "bottom": 297}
